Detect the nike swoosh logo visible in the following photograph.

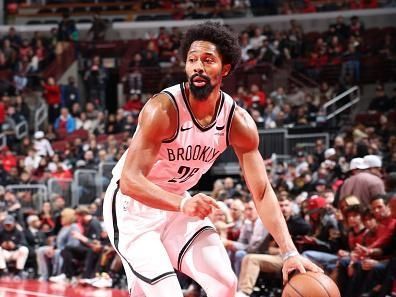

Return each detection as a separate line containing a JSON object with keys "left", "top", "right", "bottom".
{"left": 180, "top": 126, "right": 193, "bottom": 132}
{"left": 216, "top": 125, "right": 225, "bottom": 131}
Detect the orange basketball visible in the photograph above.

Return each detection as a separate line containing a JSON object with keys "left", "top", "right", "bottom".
{"left": 282, "top": 271, "right": 341, "bottom": 297}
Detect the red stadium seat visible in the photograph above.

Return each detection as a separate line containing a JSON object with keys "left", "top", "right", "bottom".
{"left": 70, "top": 129, "right": 89, "bottom": 141}
{"left": 51, "top": 140, "right": 69, "bottom": 153}
{"left": 96, "top": 134, "right": 108, "bottom": 144}
{"left": 354, "top": 112, "right": 381, "bottom": 126}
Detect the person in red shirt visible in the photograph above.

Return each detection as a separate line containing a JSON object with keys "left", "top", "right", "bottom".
{"left": 122, "top": 91, "right": 144, "bottom": 114}
{"left": 51, "top": 162, "right": 73, "bottom": 180}
{"left": 355, "top": 195, "right": 396, "bottom": 255}
{"left": 362, "top": 0, "right": 378, "bottom": 9}
{"left": 42, "top": 77, "right": 61, "bottom": 124}
{"left": 302, "top": 0, "right": 317, "bottom": 13}
{"left": 1, "top": 149, "right": 17, "bottom": 172}
{"left": 246, "top": 84, "right": 267, "bottom": 111}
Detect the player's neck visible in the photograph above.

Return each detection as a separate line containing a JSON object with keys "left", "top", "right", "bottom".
{"left": 187, "top": 84, "right": 222, "bottom": 123}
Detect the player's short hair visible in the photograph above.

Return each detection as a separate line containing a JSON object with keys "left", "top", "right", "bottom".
{"left": 180, "top": 22, "right": 241, "bottom": 73}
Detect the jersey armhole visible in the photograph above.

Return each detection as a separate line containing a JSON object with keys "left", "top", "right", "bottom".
{"left": 162, "top": 91, "right": 179, "bottom": 143}
{"left": 226, "top": 101, "right": 236, "bottom": 147}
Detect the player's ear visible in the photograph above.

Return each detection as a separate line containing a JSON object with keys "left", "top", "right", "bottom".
{"left": 222, "top": 64, "right": 231, "bottom": 77}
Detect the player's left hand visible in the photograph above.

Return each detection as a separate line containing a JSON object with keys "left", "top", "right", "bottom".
{"left": 282, "top": 254, "right": 323, "bottom": 284}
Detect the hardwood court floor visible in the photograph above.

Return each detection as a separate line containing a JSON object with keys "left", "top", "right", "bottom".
{"left": 0, "top": 278, "right": 129, "bottom": 297}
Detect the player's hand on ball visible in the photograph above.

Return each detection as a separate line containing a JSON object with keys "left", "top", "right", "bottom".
{"left": 282, "top": 254, "right": 323, "bottom": 284}
{"left": 182, "top": 193, "right": 219, "bottom": 219}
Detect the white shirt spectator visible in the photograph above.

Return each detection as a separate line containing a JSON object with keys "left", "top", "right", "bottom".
{"left": 33, "top": 131, "right": 54, "bottom": 157}
{"left": 231, "top": 218, "right": 268, "bottom": 252}
{"left": 24, "top": 153, "right": 41, "bottom": 171}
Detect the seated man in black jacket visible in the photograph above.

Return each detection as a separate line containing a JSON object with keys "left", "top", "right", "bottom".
{"left": 236, "top": 195, "right": 311, "bottom": 297}
{"left": 24, "top": 214, "right": 47, "bottom": 276}
{"left": 0, "top": 215, "right": 29, "bottom": 278}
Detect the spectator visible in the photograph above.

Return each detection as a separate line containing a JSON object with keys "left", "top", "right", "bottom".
{"left": 246, "top": 84, "right": 267, "bottom": 110}
{"left": 36, "top": 208, "right": 80, "bottom": 281}
{"left": 270, "top": 87, "right": 287, "bottom": 107}
{"left": 349, "top": 16, "right": 364, "bottom": 37}
{"left": 87, "top": 14, "right": 107, "bottom": 41}
{"left": 1, "top": 148, "right": 17, "bottom": 173}
{"left": 368, "top": 84, "right": 392, "bottom": 113}
{"left": 340, "top": 157, "right": 385, "bottom": 207}
{"left": 42, "top": 77, "right": 61, "bottom": 124}
{"left": 84, "top": 56, "right": 107, "bottom": 107}
{"left": 54, "top": 107, "right": 76, "bottom": 135}
{"left": 286, "top": 84, "right": 305, "bottom": 108}
{"left": 3, "top": 105, "right": 26, "bottom": 147}
{"left": 240, "top": 32, "right": 253, "bottom": 62}
{"left": 61, "top": 76, "right": 80, "bottom": 110}
{"left": 38, "top": 201, "right": 55, "bottom": 231}
{"left": 33, "top": 131, "right": 54, "bottom": 157}
{"left": 50, "top": 163, "right": 73, "bottom": 180}
{"left": 249, "top": 27, "right": 266, "bottom": 51}
{"left": 4, "top": 27, "right": 22, "bottom": 49}
{"left": 24, "top": 214, "right": 47, "bottom": 276}
{"left": 57, "top": 13, "right": 78, "bottom": 43}
{"left": 75, "top": 112, "right": 95, "bottom": 133}
{"left": 3, "top": 167, "right": 20, "bottom": 186}
{"left": 123, "top": 68, "right": 143, "bottom": 95}
{"left": 141, "top": 41, "right": 159, "bottom": 67}
{"left": 338, "top": 196, "right": 395, "bottom": 297}
{"left": 363, "top": 155, "right": 383, "bottom": 178}
{"left": 227, "top": 199, "right": 245, "bottom": 241}
{"left": 14, "top": 95, "right": 30, "bottom": 123}
{"left": 236, "top": 195, "right": 310, "bottom": 297}
{"left": 297, "top": 195, "right": 341, "bottom": 254}
{"left": 0, "top": 215, "right": 29, "bottom": 278}
{"left": 340, "top": 39, "right": 361, "bottom": 83}
{"left": 222, "top": 200, "right": 268, "bottom": 277}
{"left": 50, "top": 206, "right": 102, "bottom": 283}
{"left": 122, "top": 90, "right": 144, "bottom": 114}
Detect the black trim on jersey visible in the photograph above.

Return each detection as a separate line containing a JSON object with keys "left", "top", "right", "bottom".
{"left": 177, "top": 225, "right": 216, "bottom": 271}
{"left": 111, "top": 181, "right": 176, "bottom": 285}
{"left": 226, "top": 101, "right": 236, "bottom": 146}
{"left": 180, "top": 83, "right": 225, "bottom": 132}
{"left": 162, "top": 91, "right": 179, "bottom": 143}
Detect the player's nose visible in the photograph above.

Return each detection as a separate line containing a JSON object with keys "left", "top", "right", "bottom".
{"left": 194, "top": 60, "right": 204, "bottom": 73}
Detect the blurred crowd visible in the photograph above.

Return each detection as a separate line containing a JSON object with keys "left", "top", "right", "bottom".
{"left": 0, "top": 7, "right": 395, "bottom": 297}
{"left": 0, "top": 149, "right": 395, "bottom": 296}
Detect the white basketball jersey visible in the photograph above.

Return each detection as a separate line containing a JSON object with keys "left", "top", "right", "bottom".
{"left": 112, "top": 83, "right": 236, "bottom": 195}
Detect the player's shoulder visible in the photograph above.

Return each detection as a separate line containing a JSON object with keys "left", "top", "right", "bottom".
{"left": 138, "top": 93, "right": 178, "bottom": 138}
{"left": 141, "top": 92, "right": 177, "bottom": 119}
{"left": 229, "top": 105, "right": 259, "bottom": 150}
{"left": 232, "top": 105, "right": 258, "bottom": 131}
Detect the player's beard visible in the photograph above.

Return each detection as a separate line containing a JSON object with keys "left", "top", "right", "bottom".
{"left": 189, "top": 74, "right": 214, "bottom": 101}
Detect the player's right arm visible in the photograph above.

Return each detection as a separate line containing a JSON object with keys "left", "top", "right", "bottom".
{"left": 119, "top": 94, "right": 217, "bottom": 218}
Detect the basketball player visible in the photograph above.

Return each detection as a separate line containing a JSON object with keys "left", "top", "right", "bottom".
{"left": 103, "top": 22, "right": 322, "bottom": 297}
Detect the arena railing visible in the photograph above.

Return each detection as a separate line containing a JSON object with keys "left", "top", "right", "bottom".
{"left": 34, "top": 99, "right": 48, "bottom": 132}
{"left": 0, "top": 132, "right": 6, "bottom": 148}
{"left": 15, "top": 119, "right": 29, "bottom": 140}
{"left": 72, "top": 169, "right": 101, "bottom": 206}
{"left": 5, "top": 184, "right": 48, "bottom": 211}
{"left": 98, "top": 161, "right": 117, "bottom": 192}
{"left": 323, "top": 85, "right": 360, "bottom": 122}
{"left": 212, "top": 129, "right": 329, "bottom": 175}
{"left": 47, "top": 178, "right": 73, "bottom": 206}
